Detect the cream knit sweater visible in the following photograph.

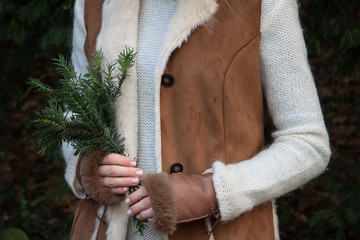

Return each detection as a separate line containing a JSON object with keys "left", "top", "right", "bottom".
{"left": 63, "top": 0, "right": 331, "bottom": 239}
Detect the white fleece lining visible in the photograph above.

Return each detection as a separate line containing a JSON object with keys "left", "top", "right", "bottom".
{"left": 205, "top": 216, "right": 215, "bottom": 240}
{"left": 95, "top": 0, "right": 140, "bottom": 239}
{"left": 106, "top": 202, "right": 131, "bottom": 240}
{"left": 272, "top": 200, "right": 280, "bottom": 240}
{"left": 90, "top": 205, "right": 106, "bottom": 240}
{"left": 154, "top": 0, "right": 219, "bottom": 172}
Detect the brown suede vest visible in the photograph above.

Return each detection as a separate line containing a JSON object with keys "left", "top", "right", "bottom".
{"left": 72, "top": 0, "right": 276, "bottom": 239}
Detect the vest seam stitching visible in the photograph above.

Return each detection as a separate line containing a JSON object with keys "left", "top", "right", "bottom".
{"left": 223, "top": 33, "right": 261, "bottom": 79}
{"left": 222, "top": 33, "right": 260, "bottom": 161}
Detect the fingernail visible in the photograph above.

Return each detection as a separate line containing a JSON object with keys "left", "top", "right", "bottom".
{"left": 122, "top": 187, "right": 128, "bottom": 192}
{"left": 127, "top": 209, "right": 132, "bottom": 216}
{"left": 131, "top": 178, "right": 139, "bottom": 184}
{"left": 126, "top": 198, "right": 131, "bottom": 204}
{"left": 135, "top": 170, "right": 143, "bottom": 176}
{"left": 148, "top": 218, "right": 152, "bottom": 222}
{"left": 130, "top": 161, "right": 137, "bottom": 167}
{"left": 136, "top": 215, "right": 140, "bottom": 219}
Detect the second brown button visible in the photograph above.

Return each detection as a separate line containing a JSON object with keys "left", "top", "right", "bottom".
{"left": 170, "top": 163, "right": 183, "bottom": 174}
{"left": 161, "top": 74, "right": 174, "bottom": 87}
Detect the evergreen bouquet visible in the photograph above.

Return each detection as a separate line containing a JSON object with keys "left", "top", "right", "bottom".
{"left": 28, "top": 48, "right": 147, "bottom": 234}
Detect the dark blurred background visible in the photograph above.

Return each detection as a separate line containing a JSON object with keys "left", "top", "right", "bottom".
{"left": 0, "top": 0, "right": 359, "bottom": 239}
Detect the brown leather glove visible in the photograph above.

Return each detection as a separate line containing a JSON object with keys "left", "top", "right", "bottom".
{"left": 142, "top": 172, "right": 218, "bottom": 235}
{"left": 76, "top": 151, "right": 125, "bottom": 205}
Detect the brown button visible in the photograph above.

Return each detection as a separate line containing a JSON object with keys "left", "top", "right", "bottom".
{"left": 161, "top": 74, "right": 174, "bottom": 87}
{"left": 170, "top": 163, "right": 183, "bottom": 174}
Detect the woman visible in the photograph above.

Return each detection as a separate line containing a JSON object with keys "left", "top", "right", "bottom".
{"left": 63, "top": 0, "right": 331, "bottom": 239}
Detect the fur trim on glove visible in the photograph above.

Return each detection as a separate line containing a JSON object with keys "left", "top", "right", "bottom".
{"left": 80, "top": 151, "right": 125, "bottom": 205}
{"left": 142, "top": 173, "right": 178, "bottom": 235}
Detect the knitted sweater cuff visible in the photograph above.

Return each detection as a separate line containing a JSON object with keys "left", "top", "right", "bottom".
{"left": 211, "top": 161, "right": 253, "bottom": 222}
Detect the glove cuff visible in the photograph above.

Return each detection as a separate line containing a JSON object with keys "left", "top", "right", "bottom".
{"left": 142, "top": 173, "right": 178, "bottom": 235}
{"left": 79, "top": 151, "right": 125, "bottom": 205}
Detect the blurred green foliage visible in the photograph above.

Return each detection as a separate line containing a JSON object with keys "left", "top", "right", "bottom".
{"left": 302, "top": 0, "right": 360, "bottom": 77}
{"left": 0, "top": 0, "right": 359, "bottom": 239}
{"left": 0, "top": 0, "right": 75, "bottom": 239}
{"left": 0, "top": 228, "right": 28, "bottom": 240}
{"left": 0, "top": 0, "right": 73, "bottom": 123}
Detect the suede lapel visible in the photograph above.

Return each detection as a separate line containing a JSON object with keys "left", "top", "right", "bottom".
{"left": 154, "top": 0, "right": 219, "bottom": 172}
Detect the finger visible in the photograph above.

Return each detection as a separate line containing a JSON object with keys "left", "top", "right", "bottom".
{"left": 98, "top": 165, "right": 143, "bottom": 178}
{"left": 136, "top": 207, "right": 154, "bottom": 220}
{"left": 101, "top": 153, "right": 137, "bottom": 167}
{"left": 100, "top": 177, "right": 140, "bottom": 188}
{"left": 127, "top": 197, "right": 151, "bottom": 217}
{"left": 126, "top": 186, "right": 148, "bottom": 205}
{"left": 111, "top": 187, "right": 129, "bottom": 194}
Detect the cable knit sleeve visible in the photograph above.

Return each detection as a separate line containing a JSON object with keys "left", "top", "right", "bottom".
{"left": 62, "top": 0, "right": 88, "bottom": 199}
{"left": 211, "top": 0, "right": 331, "bottom": 222}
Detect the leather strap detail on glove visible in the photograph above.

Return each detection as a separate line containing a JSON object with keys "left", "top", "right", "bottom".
{"left": 77, "top": 151, "right": 125, "bottom": 205}
{"left": 142, "top": 172, "right": 218, "bottom": 235}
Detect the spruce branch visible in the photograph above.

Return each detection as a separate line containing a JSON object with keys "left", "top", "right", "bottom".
{"left": 53, "top": 54, "right": 79, "bottom": 83}
{"left": 28, "top": 78, "right": 59, "bottom": 97}
{"left": 29, "top": 48, "right": 147, "bottom": 234}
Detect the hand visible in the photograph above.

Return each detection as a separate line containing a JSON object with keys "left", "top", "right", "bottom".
{"left": 126, "top": 186, "right": 154, "bottom": 221}
{"left": 78, "top": 151, "right": 143, "bottom": 205}
{"left": 98, "top": 153, "right": 144, "bottom": 194}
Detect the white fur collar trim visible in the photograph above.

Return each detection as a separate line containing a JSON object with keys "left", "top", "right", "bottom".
{"left": 96, "top": 1, "right": 140, "bottom": 239}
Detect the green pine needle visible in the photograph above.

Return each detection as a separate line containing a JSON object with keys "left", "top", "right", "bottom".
{"left": 29, "top": 48, "right": 147, "bottom": 235}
